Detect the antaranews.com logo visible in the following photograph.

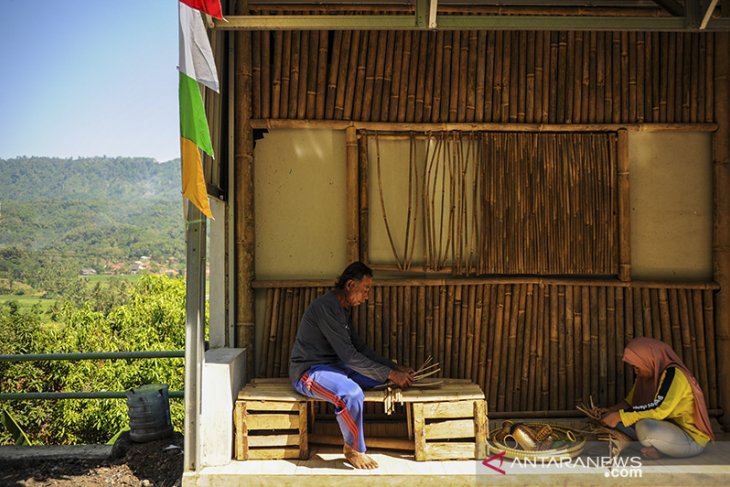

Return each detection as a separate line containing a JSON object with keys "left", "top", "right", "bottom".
{"left": 479, "top": 449, "right": 643, "bottom": 478}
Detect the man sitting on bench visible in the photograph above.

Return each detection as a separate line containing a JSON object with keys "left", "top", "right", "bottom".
{"left": 289, "top": 262, "right": 414, "bottom": 469}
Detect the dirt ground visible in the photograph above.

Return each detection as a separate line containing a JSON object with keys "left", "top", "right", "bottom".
{"left": 0, "top": 432, "right": 184, "bottom": 487}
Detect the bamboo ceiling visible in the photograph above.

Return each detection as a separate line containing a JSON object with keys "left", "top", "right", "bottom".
{"left": 250, "top": 30, "right": 716, "bottom": 124}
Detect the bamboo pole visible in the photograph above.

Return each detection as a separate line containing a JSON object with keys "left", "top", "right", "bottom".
{"left": 334, "top": 30, "right": 352, "bottom": 119}
{"left": 260, "top": 32, "right": 271, "bottom": 120}
{"left": 423, "top": 32, "right": 436, "bottom": 122}
{"left": 343, "top": 31, "right": 362, "bottom": 121}
{"left": 315, "top": 31, "right": 328, "bottom": 119}
{"left": 278, "top": 30, "right": 291, "bottom": 119}
{"left": 430, "top": 32, "right": 444, "bottom": 123}
{"left": 352, "top": 30, "right": 369, "bottom": 121}
{"left": 704, "top": 290, "right": 719, "bottom": 408}
{"left": 617, "top": 129, "right": 631, "bottom": 280}
{"left": 370, "top": 31, "right": 387, "bottom": 122}
{"left": 485, "top": 32, "right": 496, "bottom": 122}
{"left": 361, "top": 31, "right": 378, "bottom": 121}
{"left": 235, "top": 15, "right": 255, "bottom": 375}
{"left": 501, "top": 32, "right": 513, "bottom": 123}
{"left": 252, "top": 31, "right": 262, "bottom": 119}
{"left": 556, "top": 32, "right": 567, "bottom": 123}
{"left": 358, "top": 132, "right": 369, "bottom": 264}
{"left": 346, "top": 126, "right": 359, "bottom": 262}
{"left": 465, "top": 31, "right": 477, "bottom": 122}
{"left": 415, "top": 31, "right": 428, "bottom": 122}
{"left": 380, "top": 31, "right": 396, "bottom": 122}
{"left": 458, "top": 31, "right": 470, "bottom": 123}
{"left": 637, "top": 32, "right": 645, "bottom": 123}
{"left": 287, "top": 31, "right": 300, "bottom": 118}
{"left": 325, "top": 31, "right": 342, "bottom": 119}
{"left": 713, "top": 32, "right": 730, "bottom": 427}
{"left": 304, "top": 31, "right": 317, "bottom": 120}
{"left": 406, "top": 31, "right": 421, "bottom": 122}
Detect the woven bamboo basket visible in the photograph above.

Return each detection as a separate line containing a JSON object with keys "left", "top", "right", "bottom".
{"left": 487, "top": 422, "right": 586, "bottom": 460}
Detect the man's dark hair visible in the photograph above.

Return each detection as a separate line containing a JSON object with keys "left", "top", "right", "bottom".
{"left": 335, "top": 261, "right": 373, "bottom": 289}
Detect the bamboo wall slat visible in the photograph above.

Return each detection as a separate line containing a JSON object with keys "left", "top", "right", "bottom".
{"left": 250, "top": 31, "right": 716, "bottom": 124}
{"left": 256, "top": 282, "right": 719, "bottom": 413}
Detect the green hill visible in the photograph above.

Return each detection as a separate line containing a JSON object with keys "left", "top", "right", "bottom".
{"left": 0, "top": 157, "right": 186, "bottom": 297}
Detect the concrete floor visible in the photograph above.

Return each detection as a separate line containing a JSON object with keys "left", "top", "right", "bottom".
{"left": 183, "top": 440, "right": 730, "bottom": 487}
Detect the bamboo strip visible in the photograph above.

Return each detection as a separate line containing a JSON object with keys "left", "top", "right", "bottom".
{"left": 271, "top": 31, "right": 283, "bottom": 118}
{"left": 334, "top": 30, "right": 352, "bottom": 119}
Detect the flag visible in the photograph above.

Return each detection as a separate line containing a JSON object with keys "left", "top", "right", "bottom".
{"left": 180, "top": 0, "right": 223, "bottom": 20}
{"left": 178, "top": 1, "right": 221, "bottom": 219}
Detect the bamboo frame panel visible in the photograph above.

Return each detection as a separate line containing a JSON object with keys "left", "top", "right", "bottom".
{"left": 251, "top": 30, "right": 715, "bottom": 124}
{"left": 364, "top": 130, "right": 618, "bottom": 276}
{"left": 256, "top": 281, "right": 719, "bottom": 414}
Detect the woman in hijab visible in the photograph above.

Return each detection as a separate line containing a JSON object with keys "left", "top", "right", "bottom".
{"left": 599, "top": 337, "right": 714, "bottom": 459}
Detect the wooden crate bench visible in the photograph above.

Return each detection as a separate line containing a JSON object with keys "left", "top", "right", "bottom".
{"left": 234, "top": 378, "right": 487, "bottom": 461}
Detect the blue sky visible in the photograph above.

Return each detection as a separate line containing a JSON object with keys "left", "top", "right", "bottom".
{"left": 0, "top": 0, "right": 181, "bottom": 162}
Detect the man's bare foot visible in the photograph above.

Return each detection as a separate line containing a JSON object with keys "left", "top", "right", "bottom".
{"left": 640, "top": 446, "right": 663, "bottom": 460}
{"left": 343, "top": 444, "right": 379, "bottom": 469}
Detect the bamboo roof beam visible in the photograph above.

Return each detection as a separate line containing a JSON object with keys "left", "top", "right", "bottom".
{"left": 214, "top": 14, "right": 730, "bottom": 32}
{"left": 249, "top": 119, "right": 718, "bottom": 132}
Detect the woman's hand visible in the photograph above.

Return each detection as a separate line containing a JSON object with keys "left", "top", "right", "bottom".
{"left": 600, "top": 411, "right": 621, "bottom": 428}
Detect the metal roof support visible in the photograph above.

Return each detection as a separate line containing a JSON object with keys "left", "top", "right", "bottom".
{"left": 652, "top": 0, "right": 685, "bottom": 16}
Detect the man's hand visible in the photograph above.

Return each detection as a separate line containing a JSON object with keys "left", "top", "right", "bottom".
{"left": 388, "top": 367, "right": 415, "bottom": 388}
{"left": 394, "top": 364, "right": 416, "bottom": 375}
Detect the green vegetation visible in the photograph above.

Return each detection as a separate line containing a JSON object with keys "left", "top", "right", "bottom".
{"left": 0, "top": 157, "right": 191, "bottom": 445}
{"left": 0, "top": 156, "right": 185, "bottom": 301}
{"left": 0, "top": 276, "right": 186, "bottom": 445}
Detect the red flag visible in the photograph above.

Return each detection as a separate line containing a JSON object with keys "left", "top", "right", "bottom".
{"left": 180, "top": 0, "right": 223, "bottom": 19}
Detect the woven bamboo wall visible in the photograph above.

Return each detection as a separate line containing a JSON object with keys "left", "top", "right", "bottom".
{"left": 251, "top": 30, "right": 716, "bottom": 124}
{"left": 257, "top": 281, "right": 719, "bottom": 413}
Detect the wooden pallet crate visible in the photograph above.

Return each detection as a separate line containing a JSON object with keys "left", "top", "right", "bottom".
{"left": 234, "top": 398, "right": 308, "bottom": 460}
{"left": 413, "top": 399, "right": 488, "bottom": 461}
